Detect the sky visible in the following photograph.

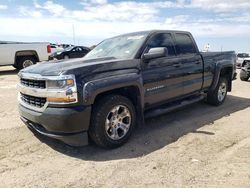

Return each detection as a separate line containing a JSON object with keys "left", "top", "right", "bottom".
{"left": 0, "top": 0, "right": 250, "bottom": 53}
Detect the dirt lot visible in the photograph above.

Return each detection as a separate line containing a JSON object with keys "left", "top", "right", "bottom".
{"left": 0, "top": 66, "right": 249, "bottom": 188}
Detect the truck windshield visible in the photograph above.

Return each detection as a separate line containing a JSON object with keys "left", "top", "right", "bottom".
{"left": 84, "top": 34, "right": 147, "bottom": 60}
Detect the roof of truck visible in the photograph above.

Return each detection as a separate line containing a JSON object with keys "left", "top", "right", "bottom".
{"left": 116, "top": 30, "right": 191, "bottom": 37}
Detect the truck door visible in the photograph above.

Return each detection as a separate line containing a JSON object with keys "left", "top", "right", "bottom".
{"left": 142, "top": 33, "right": 184, "bottom": 107}
{"left": 70, "top": 47, "right": 80, "bottom": 58}
{"left": 174, "top": 33, "right": 203, "bottom": 95}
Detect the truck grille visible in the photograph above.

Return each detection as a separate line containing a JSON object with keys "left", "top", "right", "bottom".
{"left": 20, "top": 93, "right": 46, "bottom": 108}
{"left": 21, "top": 78, "right": 46, "bottom": 89}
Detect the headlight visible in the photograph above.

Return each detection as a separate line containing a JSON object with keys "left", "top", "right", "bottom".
{"left": 47, "top": 79, "right": 74, "bottom": 89}
{"left": 46, "top": 75, "right": 78, "bottom": 104}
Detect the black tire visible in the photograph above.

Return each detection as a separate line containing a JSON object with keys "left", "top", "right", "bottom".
{"left": 240, "top": 76, "right": 249, "bottom": 81}
{"left": 64, "top": 55, "right": 70, "bottom": 59}
{"left": 18, "top": 56, "right": 36, "bottom": 70}
{"left": 89, "top": 95, "right": 136, "bottom": 148}
{"left": 207, "top": 77, "right": 228, "bottom": 106}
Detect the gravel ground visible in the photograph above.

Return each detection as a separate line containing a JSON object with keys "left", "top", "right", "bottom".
{"left": 0, "top": 66, "right": 250, "bottom": 188}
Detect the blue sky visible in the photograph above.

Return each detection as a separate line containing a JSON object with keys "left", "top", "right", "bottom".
{"left": 0, "top": 0, "right": 250, "bottom": 52}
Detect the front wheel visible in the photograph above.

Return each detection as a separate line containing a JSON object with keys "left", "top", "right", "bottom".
{"left": 207, "top": 77, "right": 228, "bottom": 106}
{"left": 240, "top": 75, "right": 249, "bottom": 81}
{"left": 89, "top": 95, "right": 136, "bottom": 148}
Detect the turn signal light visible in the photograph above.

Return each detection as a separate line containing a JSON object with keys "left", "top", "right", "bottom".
{"left": 47, "top": 97, "right": 76, "bottom": 103}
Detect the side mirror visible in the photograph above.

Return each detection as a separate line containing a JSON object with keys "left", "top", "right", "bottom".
{"left": 143, "top": 47, "right": 168, "bottom": 60}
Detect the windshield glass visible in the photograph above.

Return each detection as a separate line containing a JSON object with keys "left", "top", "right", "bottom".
{"left": 65, "top": 46, "right": 74, "bottom": 51}
{"left": 84, "top": 34, "right": 147, "bottom": 60}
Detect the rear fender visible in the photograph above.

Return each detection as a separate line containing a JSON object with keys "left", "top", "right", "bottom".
{"left": 210, "top": 64, "right": 233, "bottom": 91}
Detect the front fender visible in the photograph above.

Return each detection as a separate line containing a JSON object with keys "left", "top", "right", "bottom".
{"left": 82, "top": 73, "right": 144, "bottom": 106}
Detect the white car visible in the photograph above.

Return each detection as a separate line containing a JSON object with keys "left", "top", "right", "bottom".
{"left": 236, "top": 53, "right": 250, "bottom": 68}
{"left": 0, "top": 41, "right": 51, "bottom": 70}
{"left": 50, "top": 44, "right": 64, "bottom": 54}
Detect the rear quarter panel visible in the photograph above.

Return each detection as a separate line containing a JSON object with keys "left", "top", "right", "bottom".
{"left": 201, "top": 51, "right": 236, "bottom": 90}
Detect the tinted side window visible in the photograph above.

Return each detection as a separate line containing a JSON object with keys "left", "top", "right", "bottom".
{"left": 82, "top": 49, "right": 89, "bottom": 54}
{"left": 147, "top": 33, "right": 176, "bottom": 56}
{"left": 175, "top": 34, "right": 196, "bottom": 55}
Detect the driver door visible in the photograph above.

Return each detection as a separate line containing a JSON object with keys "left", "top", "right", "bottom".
{"left": 142, "top": 33, "right": 184, "bottom": 108}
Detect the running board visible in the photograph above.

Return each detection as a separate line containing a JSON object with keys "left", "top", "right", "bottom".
{"left": 145, "top": 95, "right": 205, "bottom": 119}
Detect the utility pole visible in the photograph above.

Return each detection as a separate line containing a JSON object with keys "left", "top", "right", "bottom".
{"left": 72, "top": 24, "right": 76, "bottom": 45}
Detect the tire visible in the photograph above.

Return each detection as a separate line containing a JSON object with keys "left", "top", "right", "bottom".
{"left": 240, "top": 76, "right": 249, "bottom": 81}
{"left": 207, "top": 77, "right": 228, "bottom": 106}
{"left": 89, "top": 95, "right": 136, "bottom": 148}
{"left": 18, "top": 56, "right": 36, "bottom": 70}
{"left": 64, "top": 55, "right": 70, "bottom": 59}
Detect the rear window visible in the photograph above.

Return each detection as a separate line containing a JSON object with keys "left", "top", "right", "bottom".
{"left": 175, "top": 33, "right": 196, "bottom": 55}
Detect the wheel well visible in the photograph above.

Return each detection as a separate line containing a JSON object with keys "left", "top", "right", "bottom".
{"left": 220, "top": 67, "right": 232, "bottom": 91}
{"left": 93, "top": 86, "right": 141, "bottom": 109}
{"left": 15, "top": 51, "right": 39, "bottom": 66}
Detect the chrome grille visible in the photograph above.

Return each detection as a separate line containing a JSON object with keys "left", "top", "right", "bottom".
{"left": 20, "top": 93, "right": 46, "bottom": 108}
{"left": 20, "top": 78, "right": 46, "bottom": 89}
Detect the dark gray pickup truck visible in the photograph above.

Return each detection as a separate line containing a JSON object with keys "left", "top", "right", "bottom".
{"left": 18, "top": 30, "right": 237, "bottom": 148}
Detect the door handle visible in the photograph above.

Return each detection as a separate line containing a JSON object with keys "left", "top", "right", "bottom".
{"left": 195, "top": 61, "right": 202, "bottom": 64}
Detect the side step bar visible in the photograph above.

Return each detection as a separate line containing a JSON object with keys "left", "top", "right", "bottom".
{"left": 145, "top": 95, "right": 205, "bottom": 119}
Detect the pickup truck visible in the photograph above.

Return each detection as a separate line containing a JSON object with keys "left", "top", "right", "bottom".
{"left": 0, "top": 41, "right": 51, "bottom": 70}
{"left": 17, "top": 30, "right": 237, "bottom": 148}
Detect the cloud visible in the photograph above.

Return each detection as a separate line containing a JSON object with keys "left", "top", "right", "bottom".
{"left": 189, "top": 0, "right": 250, "bottom": 12}
{"left": 81, "top": 0, "right": 108, "bottom": 5}
{"left": 31, "top": 1, "right": 185, "bottom": 22}
{"left": 19, "top": 6, "right": 42, "bottom": 18}
{"left": 2, "top": 0, "right": 249, "bottom": 52}
{"left": 0, "top": 5, "right": 8, "bottom": 10}
{"left": 34, "top": 0, "right": 65, "bottom": 16}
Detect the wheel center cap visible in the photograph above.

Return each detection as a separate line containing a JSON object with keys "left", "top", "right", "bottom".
{"left": 113, "top": 119, "right": 119, "bottom": 125}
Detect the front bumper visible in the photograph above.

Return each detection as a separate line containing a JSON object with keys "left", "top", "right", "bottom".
{"left": 19, "top": 104, "right": 92, "bottom": 146}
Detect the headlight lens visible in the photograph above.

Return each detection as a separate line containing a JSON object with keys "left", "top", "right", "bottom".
{"left": 46, "top": 75, "right": 78, "bottom": 104}
{"left": 47, "top": 79, "right": 74, "bottom": 89}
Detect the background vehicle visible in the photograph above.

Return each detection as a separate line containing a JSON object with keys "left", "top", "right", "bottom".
{"left": 0, "top": 41, "right": 51, "bottom": 70}
{"left": 236, "top": 53, "right": 249, "bottom": 68}
{"left": 49, "top": 46, "right": 90, "bottom": 60}
{"left": 50, "top": 44, "right": 64, "bottom": 54}
{"left": 240, "top": 58, "right": 250, "bottom": 81}
{"left": 18, "top": 30, "right": 236, "bottom": 148}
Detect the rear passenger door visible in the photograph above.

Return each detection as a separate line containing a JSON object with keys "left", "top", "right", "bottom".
{"left": 174, "top": 33, "right": 203, "bottom": 95}
{"left": 142, "top": 33, "right": 184, "bottom": 107}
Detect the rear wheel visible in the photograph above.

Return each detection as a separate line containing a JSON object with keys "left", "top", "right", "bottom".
{"left": 89, "top": 95, "right": 136, "bottom": 148}
{"left": 207, "top": 77, "right": 228, "bottom": 106}
{"left": 64, "top": 55, "right": 70, "bottom": 59}
{"left": 18, "top": 56, "right": 36, "bottom": 70}
{"left": 240, "top": 75, "right": 249, "bottom": 81}
{"left": 240, "top": 63, "right": 250, "bottom": 81}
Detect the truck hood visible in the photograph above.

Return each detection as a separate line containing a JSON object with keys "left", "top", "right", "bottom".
{"left": 20, "top": 57, "right": 140, "bottom": 77}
